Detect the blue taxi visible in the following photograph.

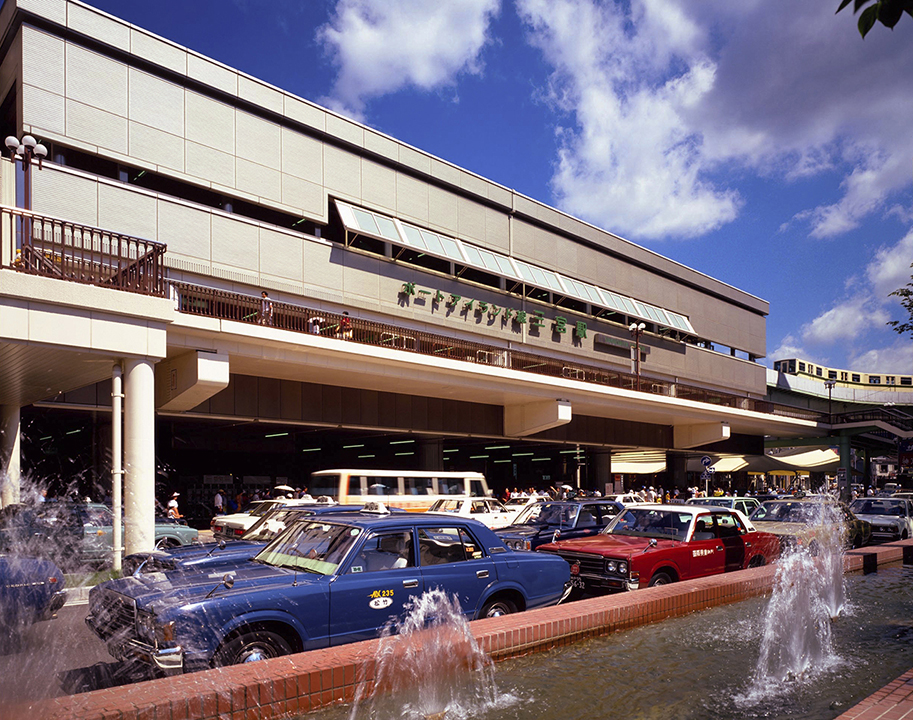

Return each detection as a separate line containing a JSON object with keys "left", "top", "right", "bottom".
{"left": 122, "top": 504, "right": 366, "bottom": 575}
{"left": 0, "top": 554, "right": 67, "bottom": 645}
{"left": 495, "top": 499, "right": 623, "bottom": 551}
{"left": 85, "top": 503, "right": 570, "bottom": 672}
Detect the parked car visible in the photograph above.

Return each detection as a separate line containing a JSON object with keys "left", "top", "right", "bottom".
{"left": 537, "top": 504, "right": 780, "bottom": 593}
{"left": 32, "top": 502, "right": 198, "bottom": 566}
{"left": 210, "top": 496, "right": 332, "bottom": 540}
{"left": 494, "top": 500, "right": 624, "bottom": 551}
{"left": 0, "top": 553, "right": 67, "bottom": 648}
{"left": 686, "top": 496, "right": 761, "bottom": 518}
{"left": 427, "top": 497, "right": 518, "bottom": 529}
{"left": 748, "top": 496, "right": 871, "bottom": 553}
{"left": 123, "top": 503, "right": 365, "bottom": 575}
{"left": 848, "top": 497, "right": 913, "bottom": 542}
{"left": 603, "top": 493, "right": 642, "bottom": 505}
{"left": 86, "top": 504, "right": 570, "bottom": 673}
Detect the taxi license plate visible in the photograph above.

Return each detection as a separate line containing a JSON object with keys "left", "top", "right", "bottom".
{"left": 570, "top": 576, "right": 586, "bottom": 589}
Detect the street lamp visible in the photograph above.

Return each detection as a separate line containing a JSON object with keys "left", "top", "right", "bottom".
{"left": 823, "top": 378, "right": 836, "bottom": 423}
{"left": 4, "top": 133, "right": 47, "bottom": 209}
{"left": 629, "top": 322, "right": 646, "bottom": 391}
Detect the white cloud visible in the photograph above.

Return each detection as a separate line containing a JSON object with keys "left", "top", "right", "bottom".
{"left": 848, "top": 342, "right": 913, "bottom": 374}
{"left": 516, "top": 0, "right": 913, "bottom": 241}
{"left": 318, "top": 0, "right": 500, "bottom": 120}
{"left": 800, "top": 297, "right": 889, "bottom": 346}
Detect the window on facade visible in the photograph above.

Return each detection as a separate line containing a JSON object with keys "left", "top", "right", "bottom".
{"left": 852, "top": 374, "right": 861, "bottom": 382}
{"left": 901, "top": 377, "right": 912, "bottom": 386}
{"left": 798, "top": 362, "right": 806, "bottom": 372}
{"left": 828, "top": 370, "right": 837, "bottom": 379}
{"left": 869, "top": 376, "right": 881, "bottom": 384}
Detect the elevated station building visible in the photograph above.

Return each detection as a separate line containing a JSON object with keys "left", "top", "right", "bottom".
{"left": 0, "top": 0, "right": 824, "bottom": 551}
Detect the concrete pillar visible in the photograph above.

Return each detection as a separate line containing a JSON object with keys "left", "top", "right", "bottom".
{"left": 0, "top": 405, "right": 20, "bottom": 508}
{"left": 111, "top": 364, "right": 124, "bottom": 572}
{"left": 665, "top": 451, "right": 687, "bottom": 492}
{"left": 419, "top": 438, "right": 443, "bottom": 471}
{"left": 593, "top": 452, "right": 613, "bottom": 495}
{"left": 838, "top": 434, "right": 852, "bottom": 503}
{"left": 124, "top": 358, "right": 156, "bottom": 555}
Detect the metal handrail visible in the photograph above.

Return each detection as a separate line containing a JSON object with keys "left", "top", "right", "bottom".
{"left": 171, "top": 282, "right": 824, "bottom": 422}
{"left": 0, "top": 206, "right": 167, "bottom": 297}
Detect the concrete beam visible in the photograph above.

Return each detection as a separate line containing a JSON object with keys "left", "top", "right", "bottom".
{"left": 674, "top": 421, "right": 730, "bottom": 449}
{"left": 504, "top": 400, "right": 572, "bottom": 437}
{"left": 155, "top": 350, "right": 229, "bottom": 412}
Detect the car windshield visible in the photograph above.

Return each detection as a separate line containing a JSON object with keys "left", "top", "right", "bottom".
{"left": 750, "top": 501, "right": 833, "bottom": 524}
{"left": 243, "top": 508, "right": 313, "bottom": 541}
{"left": 850, "top": 499, "right": 907, "bottom": 517}
{"left": 605, "top": 508, "right": 691, "bottom": 539}
{"left": 512, "top": 503, "right": 579, "bottom": 528}
{"left": 429, "top": 499, "right": 461, "bottom": 512}
{"left": 248, "top": 501, "right": 277, "bottom": 518}
{"left": 689, "top": 498, "right": 731, "bottom": 508}
{"left": 255, "top": 521, "right": 361, "bottom": 575}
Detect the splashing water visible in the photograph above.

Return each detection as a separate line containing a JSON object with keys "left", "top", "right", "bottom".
{"left": 740, "top": 498, "right": 847, "bottom": 702}
{"left": 348, "top": 588, "right": 516, "bottom": 720}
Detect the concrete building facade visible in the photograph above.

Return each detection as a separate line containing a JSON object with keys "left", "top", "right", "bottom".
{"left": 0, "top": 0, "right": 822, "bottom": 552}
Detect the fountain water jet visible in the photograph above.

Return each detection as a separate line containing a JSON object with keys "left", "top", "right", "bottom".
{"left": 348, "top": 588, "right": 516, "bottom": 720}
{"left": 740, "top": 498, "right": 847, "bottom": 701}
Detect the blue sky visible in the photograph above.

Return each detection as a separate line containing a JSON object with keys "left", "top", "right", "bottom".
{"left": 85, "top": 0, "right": 913, "bottom": 373}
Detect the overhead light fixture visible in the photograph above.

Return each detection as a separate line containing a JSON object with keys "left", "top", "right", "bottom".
{"left": 443, "top": 449, "right": 459, "bottom": 454}
{"left": 512, "top": 452, "right": 533, "bottom": 457}
{"left": 493, "top": 459, "right": 512, "bottom": 464}
{"left": 395, "top": 452, "right": 414, "bottom": 456}
{"left": 343, "top": 443, "right": 365, "bottom": 449}
{"left": 485, "top": 445, "right": 510, "bottom": 450}
{"left": 301, "top": 447, "right": 321, "bottom": 453}
{"left": 66, "top": 429, "right": 81, "bottom": 435}
{"left": 358, "top": 454, "right": 376, "bottom": 459}
{"left": 265, "top": 432, "right": 289, "bottom": 438}
{"left": 390, "top": 439, "right": 415, "bottom": 445}
{"left": 469, "top": 454, "right": 490, "bottom": 459}
{"left": 531, "top": 457, "right": 550, "bottom": 462}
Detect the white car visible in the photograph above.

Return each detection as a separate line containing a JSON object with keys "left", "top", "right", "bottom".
{"left": 426, "top": 497, "right": 518, "bottom": 529}
{"left": 850, "top": 497, "right": 913, "bottom": 542}
{"left": 604, "top": 493, "right": 643, "bottom": 505}
{"left": 210, "top": 496, "right": 333, "bottom": 540}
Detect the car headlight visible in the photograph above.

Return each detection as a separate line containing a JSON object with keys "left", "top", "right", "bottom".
{"left": 606, "top": 560, "right": 617, "bottom": 573}
{"left": 137, "top": 610, "right": 156, "bottom": 643}
{"left": 617, "top": 561, "right": 628, "bottom": 575}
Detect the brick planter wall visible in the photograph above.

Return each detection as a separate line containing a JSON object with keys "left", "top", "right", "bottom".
{"left": 7, "top": 540, "right": 910, "bottom": 720}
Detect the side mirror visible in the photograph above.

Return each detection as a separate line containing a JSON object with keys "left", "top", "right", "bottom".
{"left": 222, "top": 573, "right": 234, "bottom": 590}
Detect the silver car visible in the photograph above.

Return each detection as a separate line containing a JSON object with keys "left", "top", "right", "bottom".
{"left": 849, "top": 497, "right": 913, "bottom": 542}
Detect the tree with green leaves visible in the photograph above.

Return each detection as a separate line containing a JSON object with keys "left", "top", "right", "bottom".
{"left": 888, "top": 264, "right": 913, "bottom": 337}
{"left": 838, "top": 0, "right": 913, "bottom": 38}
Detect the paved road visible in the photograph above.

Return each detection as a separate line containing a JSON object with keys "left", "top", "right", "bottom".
{"left": 0, "top": 600, "right": 150, "bottom": 705}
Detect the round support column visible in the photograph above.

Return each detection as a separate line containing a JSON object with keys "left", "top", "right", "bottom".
{"left": 124, "top": 358, "right": 156, "bottom": 555}
{"left": 0, "top": 405, "right": 20, "bottom": 508}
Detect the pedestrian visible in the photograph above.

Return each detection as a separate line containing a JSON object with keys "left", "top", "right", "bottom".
{"left": 338, "top": 311, "right": 353, "bottom": 340}
{"left": 167, "top": 492, "right": 182, "bottom": 519}
{"left": 260, "top": 291, "right": 274, "bottom": 326}
{"left": 214, "top": 489, "right": 224, "bottom": 515}
{"left": 308, "top": 315, "right": 324, "bottom": 334}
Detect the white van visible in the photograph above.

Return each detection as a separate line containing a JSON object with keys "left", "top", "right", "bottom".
{"left": 308, "top": 469, "right": 491, "bottom": 511}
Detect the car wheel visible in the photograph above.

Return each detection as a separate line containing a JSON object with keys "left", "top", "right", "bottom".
{"left": 215, "top": 630, "right": 292, "bottom": 666}
{"left": 747, "top": 555, "right": 765, "bottom": 568}
{"left": 902, "top": 530, "right": 909, "bottom": 541}
{"left": 155, "top": 537, "right": 179, "bottom": 550}
{"left": 479, "top": 597, "right": 516, "bottom": 618}
{"left": 648, "top": 571, "right": 673, "bottom": 587}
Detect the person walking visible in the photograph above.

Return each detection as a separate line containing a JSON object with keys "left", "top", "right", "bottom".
{"left": 214, "top": 489, "right": 224, "bottom": 515}
{"left": 260, "top": 291, "right": 274, "bottom": 326}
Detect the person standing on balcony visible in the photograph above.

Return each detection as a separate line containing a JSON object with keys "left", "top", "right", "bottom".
{"left": 260, "top": 291, "right": 274, "bottom": 326}
{"left": 338, "top": 311, "right": 353, "bottom": 340}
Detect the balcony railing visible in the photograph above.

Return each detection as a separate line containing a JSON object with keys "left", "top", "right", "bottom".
{"left": 0, "top": 205, "right": 167, "bottom": 297}
{"left": 172, "top": 282, "right": 824, "bottom": 423}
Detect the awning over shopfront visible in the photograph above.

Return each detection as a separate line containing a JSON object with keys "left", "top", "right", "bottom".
{"left": 610, "top": 448, "right": 842, "bottom": 476}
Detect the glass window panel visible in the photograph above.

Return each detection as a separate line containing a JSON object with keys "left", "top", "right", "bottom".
{"left": 649, "top": 306, "right": 670, "bottom": 325}
{"left": 375, "top": 216, "right": 400, "bottom": 242}
{"left": 583, "top": 284, "right": 603, "bottom": 304}
{"left": 439, "top": 235, "right": 463, "bottom": 260}
{"left": 514, "top": 260, "right": 537, "bottom": 283}
{"left": 462, "top": 244, "right": 484, "bottom": 267}
{"left": 402, "top": 225, "right": 427, "bottom": 250}
{"left": 352, "top": 208, "right": 380, "bottom": 235}
{"left": 619, "top": 295, "right": 637, "bottom": 314}
{"left": 494, "top": 254, "right": 519, "bottom": 277}
{"left": 542, "top": 270, "right": 563, "bottom": 292}
{"left": 478, "top": 249, "right": 502, "bottom": 273}
{"left": 633, "top": 301, "right": 650, "bottom": 319}
{"left": 529, "top": 265, "right": 549, "bottom": 287}
{"left": 420, "top": 230, "right": 446, "bottom": 256}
